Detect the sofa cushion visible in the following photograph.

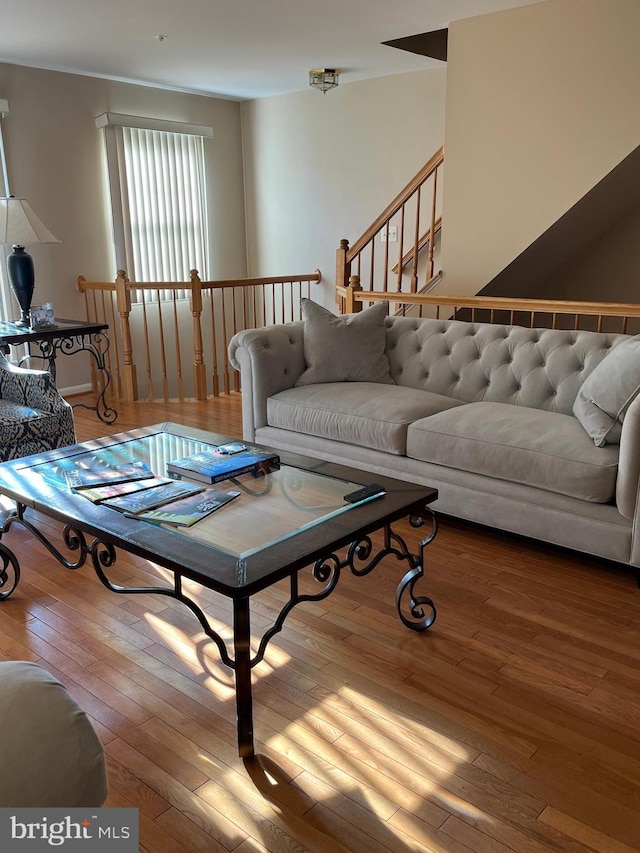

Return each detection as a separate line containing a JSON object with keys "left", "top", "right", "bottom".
{"left": 407, "top": 402, "right": 619, "bottom": 502}
{"left": 572, "top": 338, "right": 640, "bottom": 447}
{"left": 268, "top": 383, "right": 464, "bottom": 455}
{"left": 296, "top": 299, "right": 393, "bottom": 386}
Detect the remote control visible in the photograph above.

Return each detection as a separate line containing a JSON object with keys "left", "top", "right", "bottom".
{"left": 215, "top": 442, "right": 247, "bottom": 455}
{"left": 343, "top": 484, "right": 386, "bottom": 503}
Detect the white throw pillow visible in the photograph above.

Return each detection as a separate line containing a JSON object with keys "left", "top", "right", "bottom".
{"left": 573, "top": 339, "right": 640, "bottom": 446}
{"left": 295, "top": 299, "right": 394, "bottom": 386}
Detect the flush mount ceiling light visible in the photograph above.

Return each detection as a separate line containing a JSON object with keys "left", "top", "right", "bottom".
{"left": 309, "top": 68, "right": 340, "bottom": 94}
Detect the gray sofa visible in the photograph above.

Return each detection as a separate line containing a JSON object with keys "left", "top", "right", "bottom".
{"left": 229, "top": 307, "right": 640, "bottom": 569}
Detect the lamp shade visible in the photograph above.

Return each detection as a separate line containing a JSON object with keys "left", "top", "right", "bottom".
{"left": 0, "top": 197, "right": 60, "bottom": 246}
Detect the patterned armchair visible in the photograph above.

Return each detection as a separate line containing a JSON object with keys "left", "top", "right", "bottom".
{"left": 0, "top": 349, "right": 76, "bottom": 461}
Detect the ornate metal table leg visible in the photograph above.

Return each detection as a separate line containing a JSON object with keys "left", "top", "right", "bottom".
{"left": 64, "top": 333, "right": 118, "bottom": 424}
{"left": 234, "top": 597, "right": 255, "bottom": 758}
{"left": 395, "top": 508, "right": 438, "bottom": 631}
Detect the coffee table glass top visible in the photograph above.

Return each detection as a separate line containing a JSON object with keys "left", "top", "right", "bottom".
{"left": 2, "top": 423, "right": 436, "bottom": 594}
{"left": 29, "top": 428, "right": 368, "bottom": 560}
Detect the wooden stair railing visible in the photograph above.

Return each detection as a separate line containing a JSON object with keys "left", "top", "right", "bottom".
{"left": 391, "top": 216, "right": 442, "bottom": 276}
{"left": 336, "top": 146, "right": 444, "bottom": 311}
{"left": 77, "top": 268, "right": 321, "bottom": 402}
{"left": 336, "top": 281, "right": 640, "bottom": 334}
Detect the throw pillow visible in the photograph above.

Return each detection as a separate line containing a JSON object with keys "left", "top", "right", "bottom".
{"left": 295, "top": 298, "right": 394, "bottom": 386}
{"left": 573, "top": 339, "right": 640, "bottom": 446}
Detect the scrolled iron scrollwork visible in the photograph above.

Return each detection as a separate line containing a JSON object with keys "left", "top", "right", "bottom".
{"left": 347, "top": 534, "right": 383, "bottom": 577}
{"left": 0, "top": 542, "right": 19, "bottom": 600}
{"left": 312, "top": 552, "right": 341, "bottom": 587}
{"left": 396, "top": 564, "right": 436, "bottom": 631}
{"left": 394, "top": 505, "right": 438, "bottom": 631}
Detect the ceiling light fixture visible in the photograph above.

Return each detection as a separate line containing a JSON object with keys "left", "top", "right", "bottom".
{"left": 309, "top": 68, "right": 340, "bottom": 94}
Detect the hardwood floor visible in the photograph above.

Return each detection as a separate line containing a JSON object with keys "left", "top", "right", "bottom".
{"left": 3, "top": 391, "right": 640, "bottom": 852}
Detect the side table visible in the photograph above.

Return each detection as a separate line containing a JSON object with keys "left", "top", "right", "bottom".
{"left": 0, "top": 318, "right": 117, "bottom": 424}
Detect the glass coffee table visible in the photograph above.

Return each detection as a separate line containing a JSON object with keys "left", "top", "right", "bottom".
{"left": 0, "top": 422, "right": 438, "bottom": 758}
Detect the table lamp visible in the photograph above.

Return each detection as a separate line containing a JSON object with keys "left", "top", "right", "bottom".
{"left": 0, "top": 196, "right": 60, "bottom": 326}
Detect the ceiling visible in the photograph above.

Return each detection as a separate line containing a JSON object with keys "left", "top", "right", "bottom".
{"left": 0, "top": 0, "right": 544, "bottom": 100}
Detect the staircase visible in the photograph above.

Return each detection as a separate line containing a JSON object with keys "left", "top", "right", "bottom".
{"left": 335, "top": 146, "right": 443, "bottom": 313}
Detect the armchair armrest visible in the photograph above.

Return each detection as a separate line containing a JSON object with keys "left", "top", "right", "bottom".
{"left": 0, "top": 351, "right": 71, "bottom": 416}
{"left": 228, "top": 322, "right": 306, "bottom": 441}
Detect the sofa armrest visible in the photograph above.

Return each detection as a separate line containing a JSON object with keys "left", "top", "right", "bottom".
{"left": 617, "top": 394, "right": 640, "bottom": 525}
{"left": 228, "top": 322, "right": 306, "bottom": 441}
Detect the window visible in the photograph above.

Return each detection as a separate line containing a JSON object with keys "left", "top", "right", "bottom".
{"left": 97, "top": 113, "right": 212, "bottom": 295}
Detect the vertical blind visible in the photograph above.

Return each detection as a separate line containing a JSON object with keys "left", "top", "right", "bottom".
{"left": 120, "top": 127, "right": 209, "bottom": 284}
{"left": 98, "top": 114, "right": 212, "bottom": 301}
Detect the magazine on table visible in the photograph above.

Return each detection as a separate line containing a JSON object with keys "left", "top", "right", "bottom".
{"left": 77, "top": 477, "right": 174, "bottom": 504}
{"left": 167, "top": 443, "right": 280, "bottom": 485}
{"left": 41, "top": 451, "right": 155, "bottom": 490}
{"left": 129, "top": 488, "right": 241, "bottom": 527}
{"left": 101, "top": 480, "right": 204, "bottom": 514}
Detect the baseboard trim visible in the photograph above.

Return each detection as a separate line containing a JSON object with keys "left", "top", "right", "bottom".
{"left": 60, "top": 383, "right": 93, "bottom": 397}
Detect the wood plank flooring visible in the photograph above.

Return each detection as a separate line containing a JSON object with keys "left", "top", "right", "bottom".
{"left": 2, "top": 390, "right": 640, "bottom": 852}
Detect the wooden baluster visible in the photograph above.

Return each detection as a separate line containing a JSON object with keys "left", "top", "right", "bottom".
{"left": 169, "top": 290, "right": 184, "bottom": 400}
{"left": 106, "top": 287, "right": 122, "bottom": 399}
{"left": 382, "top": 220, "right": 390, "bottom": 294}
{"left": 207, "top": 289, "right": 219, "bottom": 398}
{"left": 222, "top": 290, "right": 231, "bottom": 394}
{"left": 369, "top": 241, "right": 375, "bottom": 293}
{"left": 396, "top": 204, "right": 406, "bottom": 297}
{"left": 336, "top": 239, "right": 351, "bottom": 303}
{"left": 155, "top": 295, "right": 169, "bottom": 400}
{"left": 427, "top": 168, "right": 438, "bottom": 283}
{"left": 411, "top": 186, "right": 421, "bottom": 293}
{"left": 139, "top": 289, "right": 153, "bottom": 400}
{"left": 115, "top": 270, "right": 138, "bottom": 402}
{"left": 190, "top": 269, "right": 207, "bottom": 400}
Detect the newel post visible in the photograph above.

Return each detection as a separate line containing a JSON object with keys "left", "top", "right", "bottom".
{"left": 190, "top": 269, "right": 207, "bottom": 401}
{"left": 345, "top": 275, "right": 363, "bottom": 314}
{"left": 115, "top": 269, "right": 138, "bottom": 401}
{"left": 336, "top": 238, "right": 351, "bottom": 304}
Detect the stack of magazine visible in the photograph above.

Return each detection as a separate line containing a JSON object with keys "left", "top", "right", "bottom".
{"left": 39, "top": 441, "right": 279, "bottom": 527}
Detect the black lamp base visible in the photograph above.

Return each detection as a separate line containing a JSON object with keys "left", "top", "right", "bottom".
{"left": 6, "top": 245, "right": 34, "bottom": 326}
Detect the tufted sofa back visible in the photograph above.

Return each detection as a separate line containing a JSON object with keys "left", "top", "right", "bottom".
{"left": 385, "top": 316, "right": 632, "bottom": 416}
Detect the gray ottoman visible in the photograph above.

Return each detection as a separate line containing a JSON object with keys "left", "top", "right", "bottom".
{"left": 0, "top": 661, "right": 108, "bottom": 807}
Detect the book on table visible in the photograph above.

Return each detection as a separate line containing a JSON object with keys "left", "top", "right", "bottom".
{"left": 167, "top": 444, "right": 280, "bottom": 485}
{"left": 130, "top": 488, "right": 241, "bottom": 527}
{"left": 100, "top": 480, "right": 204, "bottom": 514}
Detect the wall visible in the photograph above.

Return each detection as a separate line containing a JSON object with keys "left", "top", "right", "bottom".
{"left": 0, "top": 63, "right": 246, "bottom": 390}
{"left": 240, "top": 68, "right": 447, "bottom": 308}
{"left": 536, "top": 200, "right": 640, "bottom": 303}
{"left": 441, "top": 0, "right": 640, "bottom": 296}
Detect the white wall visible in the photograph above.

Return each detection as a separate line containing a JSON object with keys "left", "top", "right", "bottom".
{"left": 441, "top": 0, "right": 640, "bottom": 296}
{"left": 241, "top": 68, "right": 447, "bottom": 307}
{"left": 0, "top": 63, "right": 247, "bottom": 389}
